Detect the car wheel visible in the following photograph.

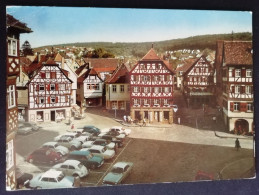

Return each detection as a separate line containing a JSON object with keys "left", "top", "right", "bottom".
{"left": 73, "top": 173, "right": 79, "bottom": 178}
{"left": 29, "top": 158, "right": 34, "bottom": 163}
{"left": 35, "top": 186, "right": 42, "bottom": 190}
{"left": 90, "top": 164, "right": 96, "bottom": 169}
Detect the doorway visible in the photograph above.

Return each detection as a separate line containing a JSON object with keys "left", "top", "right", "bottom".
{"left": 51, "top": 111, "right": 55, "bottom": 121}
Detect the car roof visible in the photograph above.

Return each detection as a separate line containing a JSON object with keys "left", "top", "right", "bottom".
{"left": 113, "top": 162, "right": 130, "bottom": 169}
{"left": 59, "top": 136, "right": 72, "bottom": 141}
{"left": 43, "top": 142, "right": 57, "bottom": 146}
{"left": 90, "top": 145, "right": 104, "bottom": 150}
{"left": 70, "top": 150, "right": 90, "bottom": 155}
{"left": 41, "top": 169, "right": 62, "bottom": 178}
{"left": 62, "top": 160, "right": 80, "bottom": 166}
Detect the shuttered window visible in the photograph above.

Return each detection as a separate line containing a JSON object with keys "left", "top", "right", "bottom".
{"left": 230, "top": 102, "right": 234, "bottom": 111}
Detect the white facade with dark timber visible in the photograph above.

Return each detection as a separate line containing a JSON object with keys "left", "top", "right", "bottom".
{"left": 129, "top": 48, "right": 174, "bottom": 124}
{"left": 27, "top": 61, "right": 73, "bottom": 122}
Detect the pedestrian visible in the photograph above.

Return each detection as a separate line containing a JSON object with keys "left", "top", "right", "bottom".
{"left": 235, "top": 138, "right": 241, "bottom": 151}
{"left": 123, "top": 115, "right": 127, "bottom": 123}
{"left": 71, "top": 123, "right": 75, "bottom": 131}
{"left": 142, "top": 118, "right": 146, "bottom": 127}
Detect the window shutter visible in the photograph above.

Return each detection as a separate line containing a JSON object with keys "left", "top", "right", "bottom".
{"left": 244, "top": 103, "right": 248, "bottom": 112}
{"left": 232, "top": 69, "right": 235, "bottom": 77}
{"left": 36, "top": 84, "right": 39, "bottom": 91}
{"left": 56, "top": 96, "right": 58, "bottom": 103}
{"left": 41, "top": 72, "right": 46, "bottom": 78}
{"left": 230, "top": 102, "right": 234, "bottom": 111}
{"left": 231, "top": 86, "right": 235, "bottom": 93}
{"left": 48, "top": 96, "right": 50, "bottom": 103}
{"left": 241, "top": 86, "right": 245, "bottom": 94}
{"left": 56, "top": 84, "right": 59, "bottom": 91}
{"left": 241, "top": 69, "right": 246, "bottom": 77}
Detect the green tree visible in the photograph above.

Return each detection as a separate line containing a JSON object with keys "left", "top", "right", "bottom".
{"left": 21, "top": 40, "right": 34, "bottom": 56}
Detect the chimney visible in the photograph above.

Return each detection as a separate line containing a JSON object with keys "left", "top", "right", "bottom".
{"left": 37, "top": 52, "right": 40, "bottom": 62}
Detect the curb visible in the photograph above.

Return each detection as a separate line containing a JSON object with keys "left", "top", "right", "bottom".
{"left": 214, "top": 131, "right": 253, "bottom": 140}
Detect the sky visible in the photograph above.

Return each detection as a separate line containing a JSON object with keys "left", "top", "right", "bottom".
{"left": 6, "top": 6, "right": 252, "bottom": 48}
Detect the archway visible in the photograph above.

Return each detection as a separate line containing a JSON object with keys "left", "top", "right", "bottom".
{"left": 234, "top": 119, "right": 249, "bottom": 135}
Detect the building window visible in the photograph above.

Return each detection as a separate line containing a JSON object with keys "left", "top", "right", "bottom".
{"left": 60, "top": 84, "right": 65, "bottom": 90}
{"left": 194, "top": 77, "right": 197, "bottom": 82}
{"left": 39, "top": 97, "right": 45, "bottom": 104}
{"left": 8, "top": 38, "right": 17, "bottom": 56}
{"left": 246, "top": 69, "right": 252, "bottom": 77}
{"left": 87, "top": 84, "right": 90, "bottom": 90}
{"left": 39, "top": 84, "right": 45, "bottom": 91}
{"left": 154, "top": 99, "right": 159, "bottom": 104}
{"left": 61, "top": 96, "right": 65, "bottom": 102}
{"left": 234, "top": 102, "right": 240, "bottom": 111}
{"left": 127, "top": 85, "right": 130, "bottom": 92}
{"left": 235, "top": 69, "right": 241, "bottom": 77}
{"left": 154, "top": 87, "right": 159, "bottom": 93}
{"left": 7, "top": 85, "right": 16, "bottom": 108}
{"left": 144, "top": 99, "right": 149, "bottom": 105}
{"left": 96, "top": 84, "right": 100, "bottom": 90}
{"left": 246, "top": 86, "right": 252, "bottom": 94}
{"left": 235, "top": 85, "right": 241, "bottom": 93}
{"left": 144, "top": 76, "right": 148, "bottom": 81}
{"left": 133, "top": 87, "right": 139, "bottom": 93}
{"left": 51, "top": 96, "right": 55, "bottom": 103}
{"left": 247, "top": 103, "right": 253, "bottom": 111}
{"left": 119, "top": 101, "right": 124, "bottom": 109}
{"left": 144, "top": 87, "right": 148, "bottom": 93}
{"left": 50, "top": 72, "right": 56, "bottom": 79}
{"left": 120, "top": 85, "right": 124, "bottom": 92}
{"left": 112, "top": 85, "right": 117, "bottom": 92}
{"left": 164, "top": 99, "right": 168, "bottom": 105}
{"left": 6, "top": 140, "right": 14, "bottom": 171}
{"left": 133, "top": 99, "right": 139, "bottom": 105}
{"left": 50, "top": 84, "right": 55, "bottom": 91}
{"left": 196, "top": 68, "right": 199, "bottom": 73}
{"left": 112, "top": 101, "right": 117, "bottom": 109}
{"left": 164, "top": 87, "right": 169, "bottom": 93}
{"left": 46, "top": 72, "right": 50, "bottom": 78}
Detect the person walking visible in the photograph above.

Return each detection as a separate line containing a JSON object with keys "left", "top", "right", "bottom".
{"left": 142, "top": 118, "right": 146, "bottom": 127}
{"left": 235, "top": 138, "right": 241, "bottom": 151}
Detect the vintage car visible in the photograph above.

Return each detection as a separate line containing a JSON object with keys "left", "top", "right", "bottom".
{"left": 16, "top": 168, "right": 33, "bottom": 189}
{"left": 55, "top": 137, "right": 82, "bottom": 150}
{"left": 41, "top": 142, "right": 69, "bottom": 156}
{"left": 54, "top": 132, "right": 81, "bottom": 141}
{"left": 98, "top": 132, "right": 125, "bottom": 140}
{"left": 74, "top": 135, "right": 93, "bottom": 144}
{"left": 82, "top": 139, "right": 116, "bottom": 150}
{"left": 52, "top": 160, "right": 89, "bottom": 178}
{"left": 18, "top": 121, "right": 40, "bottom": 134}
{"left": 78, "top": 125, "right": 101, "bottom": 136}
{"left": 101, "top": 126, "right": 131, "bottom": 136}
{"left": 27, "top": 148, "right": 62, "bottom": 164}
{"left": 80, "top": 145, "right": 115, "bottom": 160}
{"left": 67, "top": 150, "right": 104, "bottom": 169}
{"left": 102, "top": 162, "right": 133, "bottom": 185}
{"left": 97, "top": 134, "right": 123, "bottom": 148}
{"left": 29, "top": 169, "right": 76, "bottom": 189}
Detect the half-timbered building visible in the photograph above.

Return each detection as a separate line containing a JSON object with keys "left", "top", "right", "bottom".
{"left": 215, "top": 41, "right": 253, "bottom": 134}
{"left": 105, "top": 63, "right": 131, "bottom": 112}
{"left": 129, "top": 48, "right": 174, "bottom": 123}
{"left": 27, "top": 59, "right": 73, "bottom": 122}
{"left": 182, "top": 56, "right": 215, "bottom": 108}
{"left": 76, "top": 66, "right": 103, "bottom": 107}
{"left": 6, "top": 14, "right": 32, "bottom": 190}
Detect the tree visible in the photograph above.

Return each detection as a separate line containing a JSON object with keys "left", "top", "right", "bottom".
{"left": 21, "top": 40, "right": 34, "bottom": 56}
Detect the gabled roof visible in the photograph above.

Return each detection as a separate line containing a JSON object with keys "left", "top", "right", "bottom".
{"left": 176, "top": 59, "right": 197, "bottom": 73}
{"left": 183, "top": 56, "right": 211, "bottom": 76}
{"left": 141, "top": 48, "right": 161, "bottom": 60}
{"left": 83, "top": 58, "right": 119, "bottom": 73}
{"left": 106, "top": 63, "right": 130, "bottom": 84}
{"left": 223, "top": 41, "right": 252, "bottom": 65}
{"left": 6, "top": 14, "right": 32, "bottom": 33}
{"left": 75, "top": 64, "right": 87, "bottom": 76}
{"left": 77, "top": 68, "right": 102, "bottom": 84}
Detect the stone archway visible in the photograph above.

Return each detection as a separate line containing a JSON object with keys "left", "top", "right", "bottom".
{"left": 234, "top": 119, "right": 249, "bottom": 135}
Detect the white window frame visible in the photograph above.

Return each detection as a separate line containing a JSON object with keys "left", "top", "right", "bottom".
{"left": 7, "top": 38, "right": 17, "bottom": 56}
{"left": 51, "top": 96, "right": 56, "bottom": 103}
{"left": 120, "top": 85, "right": 124, "bottom": 92}
{"left": 112, "top": 101, "right": 117, "bottom": 109}
{"left": 154, "top": 87, "right": 159, "bottom": 93}
{"left": 247, "top": 103, "right": 253, "bottom": 111}
{"left": 7, "top": 85, "right": 16, "bottom": 108}
{"left": 39, "top": 97, "right": 45, "bottom": 104}
{"left": 87, "top": 84, "right": 90, "bottom": 90}
{"left": 61, "top": 96, "right": 66, "bottom": 103}
{"left": 234, "top": 102, "right": 240, "bottom": 111}
{"left": 235, "top": 69, "right": 241, "bottom": 77}
{"left": 119, "top": 101, "right": 124, "bottom": 109}
{"left": 96, "top": 84, "right": 100, "bottom": 90}
{"left": 164, "top": 87, "right": 169, "bottom": 93}
{"left": 246, "top": 69, "right": 252, "bottom": 77}
{"left": 112, "top": 85, "right": 117, "bottom": 92}
{"left": 59, "top": 84, "right": 65, "bottom": 91}
{"left": 235, "top": 85, "right": 241, "bottom": 93}
{"left": 6, "top": 140, "right": 14, "bottom": 171}
{"left": 133, "top": 87, "right": 138, "bottom": 93}
{"left": 39, "top": 84, "right": 45, "bottom": 91}
{"left": 164, "top": 99, "right": 168, "bottom": 105}
{"left": 46, "top": 72, "right": 50, "bottom": 79}
{"left": 50, "top": 84, "right": 55, "bottom": 91}
{"left": 246, "top": 86, "right": 252, "bottom": 94}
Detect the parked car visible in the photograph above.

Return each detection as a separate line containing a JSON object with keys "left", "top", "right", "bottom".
{"left": 101, "top": 126, "right": 131, "bottom": 136}
{"left": 17, "top": 125, "right": 32, "bottom": 135}
{"left": 29, "top": 169, "right": 76, "bottom": 189}
{"left": 102, "top": 162, "right": 133, "bottom": 185}
{"left": 82, "top": 139, "right": 116, "bottom": 150}
{"left": 81, "top": 145, "right": 115, "bottom": 160}
{"left": 67, "top": 150, "right": 104, "bottom": 169}
{"left": 98, "top": 134, "right": 123, "bottom": 147}
{"left": 16, "top": 168, "right": 33, "bottom": 189}
{"left": 41, "top": 142, "right": 69, "bottom": 156}
{"left": 74, "top": 135, "right": 93, "bottom": 144}
{"left": 56, "top": 137, "right": 82, "bottom": 150}
{"left": 54, "top": 132, "right": 81, "bottom": 141}
{"left": 52, "top": 160, "right": 89, "bottom": 178}
{"left": 19, "top": 121, "right": 40, "bottom": 131}
{"left": 27, "top": 148, "right": 62, "bottom": 164}
{"left": 100, "top": 131, "right": 126, "bottom": 139}
{"left": 78, "top": 125, "right": 101, "bottom": 136}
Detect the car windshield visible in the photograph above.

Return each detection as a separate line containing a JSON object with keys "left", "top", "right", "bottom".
{"left": 87, "top": 153, "right": 93, "bottom": 160}
{"left": 57, "top": 173, "right": 65, "bottom": 182}
{"left": 78, "top": 163, "right": 83, "bottom": 168}
{"left": 101, "top": 147, "right": 107, "bottom": 153}
{"left": 111, "top": 167, "right": 123, "bottom": 173}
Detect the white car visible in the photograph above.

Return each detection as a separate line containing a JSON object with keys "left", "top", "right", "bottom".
{"left": 82, "top": 139, "right": 116, "bottom": 150}
{"left": 52, "top": 160, "right": 88, "bottom": 178}
{"left": 98, "top": 132, "right": 125, "bottom": 140}
{"left": 81, "top": 145, "right": 115, "bottom": 160}
{"left": 29, "top": 169, "right": 76, "bottom": 189}
{"left": 41, "top": 142, "right": 69, "bottom": 156}
{"left": 102, "top": 126, "right": 131, "bottom": 136}
{"left": 56, "top": 137, "right": 82, "bottom": 150}
{"left": 74, "top": 135, "right": 93, "bottom": 144}
{"left": 54, "top": 132, "right": 80, "bottom": 141}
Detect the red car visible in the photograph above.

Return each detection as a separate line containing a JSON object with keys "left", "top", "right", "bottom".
{"left": 27, "top": 148, "right": 62, "bottom": 165}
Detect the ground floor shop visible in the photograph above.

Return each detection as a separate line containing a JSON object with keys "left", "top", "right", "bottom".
{"left": 130, "top": 107, "right": 174, "bottom": 124}
{"left": 106, "top": 100, "right": 130, "bottom": 111}
{"left": 28, "top": 107, "right": 71, "bottom": 122}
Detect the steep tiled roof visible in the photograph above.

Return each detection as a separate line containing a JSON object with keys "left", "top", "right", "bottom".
{"left": 89, "top": 68, "right": 98, "bottom": 75}
{"left": 223, "top": 41, "right": 253, "bottom": 65}
{"left": 106, "top": 63, "right": 130, "bottom": 84}
{"left": 83, "top": 58, "right": 119, "bottom": 73}
{"left": 6, "top": 14, "right": 32, "bottom": 33}
{"left": 141, "top": 48, "right": 161, "bottom": 60}
{"left": 45, "top": 58, "right": 57, "bottom": 65}
{"left": 176, "top": 59, "right": 197, "bottom": 73}
{"left": 75, "top": 64, "right": 87, "bottom": 76}
{"left": 77, "top": 68, "right": 101, "bottom": 83}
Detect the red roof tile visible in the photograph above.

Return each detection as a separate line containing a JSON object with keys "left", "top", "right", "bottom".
{"left": 176, "top": 59, "right": 197, "bottom": 73}
{"left": 141, "top": 48, "right": 161, "bottom": 60}
{"left": 6, "top": 14, "right": 32, "bottom": 33}
{"left": 106, "top": 63, "right": 130, "bottom": 83}
{"left": 223, "top": 41, "right": 253, "bottom": 65}
{"left": 83, "top": 58, "right": 119, "bottom": 73}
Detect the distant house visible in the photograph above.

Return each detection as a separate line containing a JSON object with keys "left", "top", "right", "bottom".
{"left": 83, "top": 58, "right": 120, "bottom": 80}
{"left": 105, "top": 63, "right": 131, "bottom": 112}
{"left": 27, "top": 59, "right": 73, "bottom": 122}
{"left": 6, "top": 14, "right": 32, "bottom": 190}
{"left": 182, "top": 56, "right": 215, "bottom": 108}
{"left": 215, "top": 41, "right": 253, "bottom": 133}
{"left": 76, "top": 65, "right": 103, "bottom": 107}
{"left": 129, "top": 47, "right": 175, "bottom": 124}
